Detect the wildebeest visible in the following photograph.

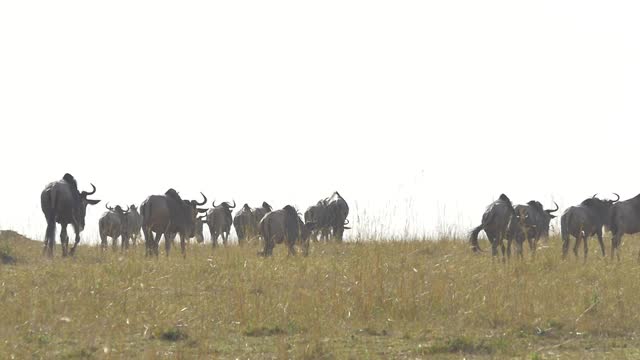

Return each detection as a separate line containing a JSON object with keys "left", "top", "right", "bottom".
{"left": 609, "top": 193, "right": 640, "bottom": 260}
{"left": 40, "top": 173, "right": 101, "bottom": 257}
{"left": 561, "top": 194, "right": 619, "bottom": 261}
{"left": 99, "top": 203, "right": 131, "bottom": 250}
{"left": 507, "top": 200, "right": 559, "bottom": 258}
{"left": 233, "top": 201, "right": 272, "bottom": 246}
{"left": 259, "top": 205, "right": 315, "bottom": 256}
{"left": 304, "top": 200, "right": 332, "bottom": 242}
{"left": 140, "top": 189, "right": 208, "bottom": 256}
{"left": 206, "top": 200, "right": 236, "bottom": 247}
{"left": 469, "top": 194, "right": 516, "bottom": 259}
{"left": 124, "top": 204, "right": 142, "bottom": 246}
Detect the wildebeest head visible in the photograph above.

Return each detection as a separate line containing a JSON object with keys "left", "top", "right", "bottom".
{"left": 212, "top": 200, "right": 236, "bottom": 211}
{"left": 262, "top": 201, "right": 272, "bottom": 212}
{"left": 76, "top": 183, "right": 101, "bottom": 231}
{"left": 581, "top": 193, "right": 620, "bottom": 221}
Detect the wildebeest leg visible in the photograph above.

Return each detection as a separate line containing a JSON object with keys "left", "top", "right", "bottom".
{"left": 562, "top": 235, "right": 570, "bottom": 259}
{"left": 165, "top": 233, "right": 172, "bottom": 256}
{"left": 154, "top": 232, "right": 162, "bottom": 257}
{"left": 143, "top": 228, "right": 153, "bottom": 256}
{"left": 70, "top": 230, "right": 81, "bottom": 256}
{"left": 573, "top": 234, "right": 582, "bottom": 258}
{"left": 596, "top": 230, "right": 605, "bottom": 257}
{"left": 43, "top": 217, "right": 56, "bottom": 258}
{"left": 611, "top": 232, "right": 622, "bottom": 261}
{"left": 286, "top": 236, "right": 297, "bottom": 256}
{"left": 60, "top": 224, "right": 69, "bottom": 257}
{"left": 222, "top": 232, "right": 228, "bottom": 247}
{"left": 583, "top": 235, "right": 589, "bottom": 263}
{"left": 180, "top": 233, "right": 187, "bottom": 257}
{"left": 506, "top": 235, "right": 512, "bottom": 259}
{"left": 210, "top": 228, "right": 218, "bottom": 248}
{"left": 112, "top": 233, "right": 118, "bottom": 251}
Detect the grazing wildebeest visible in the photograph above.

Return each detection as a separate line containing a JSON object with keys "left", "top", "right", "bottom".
{"left": 609, "top": 193, "right": 640, "bottom": 261}
{"left": 40, "top": 173, "right": 101, "bottom": 257}
{"left": 469, "top": 194, "right": 516, "bottom": 259}
{"left": 233, "top": 201, "right": 272, "bottom": 246}
{"left": 561, "top": 194, "right": 619, "bottom": 261}
{"left": 140, "top": 189, "right": 208, "bottom": 256}
{"left": 206, "top": 200, "right": 236, "bottom": 247}
{"left": 99, "top": 203, "right": 131, "bottom": 250}
{"left": 304, "top": 200, "right": 332, "bottom": 242}
{"left": 124, "top": 204, "right": 142, "bottom": 246}
{"left": 507, "top": 200, "right": 559, "bottom": 258}
{"left": 259, "top": 205, "right": 315, "bottom": 256}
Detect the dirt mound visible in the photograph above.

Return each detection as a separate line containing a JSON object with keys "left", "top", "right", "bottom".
{"left": 0, "top": 230, "right": 37, "bottom": 243}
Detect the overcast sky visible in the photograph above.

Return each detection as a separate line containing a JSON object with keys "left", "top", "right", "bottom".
{"left": 1, "top": 1, "right": 638, "bottom": 243}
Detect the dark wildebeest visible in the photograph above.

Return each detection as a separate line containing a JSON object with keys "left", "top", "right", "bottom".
{"left": 609, "top": 193, "right": 640, "bottom": 261}
{"left": 304, "top": 200, "right": 332, "bottom": 242}
{"left": 507, "top": 200, "right": 559, "bottom": 258}
{"left": 206, "top": 200, "right": 236, "bottom": 247}
{"left": 124, "top": 204, "right": 142, "bottom": 246}
{"left": 233, "top": 201, "right": 272, "bottom": 246}
{"left": 40, "top": 173, "right": 101, "bottom": 257}
{"left": 561, "top": 194, "right": 619, "bottom": 261}
{"left": 308, "top": 192, "right": 350, "bottom": 242}
{"left": 140, "top": 189, "right": 208, "bottom": 256}
{"left": 469, "top": 194, "right": 516, "bottom": 260}
{"left": 99, "top": 203, "right": 131, "bottom": 250}
{"left": 259, "top": 205, "right": 315, "bottom": 256}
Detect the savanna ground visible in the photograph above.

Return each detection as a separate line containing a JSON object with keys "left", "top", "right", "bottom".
{"left": 3, "top": 231, "right": 640, "bottom": 359}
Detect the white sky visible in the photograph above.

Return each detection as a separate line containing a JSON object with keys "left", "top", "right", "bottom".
{"left": 1, "top": 1, "right": 639, "bottom": 242}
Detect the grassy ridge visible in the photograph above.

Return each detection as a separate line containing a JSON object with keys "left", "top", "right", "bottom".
{"left": 2, "top": 231, "right": 640, "bottom": 359}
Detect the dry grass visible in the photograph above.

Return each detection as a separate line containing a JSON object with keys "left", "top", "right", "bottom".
{"left": 2, "top": 230, "right": 640, "bottom": 359}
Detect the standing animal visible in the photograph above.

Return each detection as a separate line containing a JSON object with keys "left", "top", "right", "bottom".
{"left": 469, "top": 194, "right": 516, "bottom": 260}
{"left": 259, "top": 205, "right": 315, "bottom": 256}
{"left": 609, "top": 193, "right": 640, "bottom": 261}
{"left": 99, "top": 204, "right": 131, "bottom": 250}
{"left": 124, "top": 204, "right": 143, "bottom": 246}
{"left": 233, "top": 201, "right": 272, "bottom": 245}
{"left": 561, "top": 194, "right": 619, "bottom": 261}
{"left": 140, "top": 189, "right": 208, "bottom": 256}
{"left": 507, "top": 201, "right": 559, "bottom": 258}
{"left": 40, "top": 173, "right": 101, "bottom": 257}
{"left": 304, "top": 200, "right": 332, "bottom": 242}
{"left": 206, "top": 200, "right": 236, "bottom": 247}
{"left": 307, "top": 192, "right": 350, "bottom": 242}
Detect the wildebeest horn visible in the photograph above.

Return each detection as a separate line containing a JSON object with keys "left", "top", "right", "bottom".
{"left": 547, "top": 201, "right": 559, "bottom": 213}
{"left": 211, "top": 200, "right": 217, "bottom": 208}
{"left": 230, "top": 200, "right": 236, "bottom": 209}
{"left": 122, "top": 205, "right": 131, "bottom": 214}
{"left": 84, "top": 183, "right": 97, "bottom": 196}
{"left": 613, "top": 193, "right": 620, "bottom": 202}
{"left": 592, "top": 193, "right": 598, "bottom": 199}
{"left": 344, "top": 219, "right": 350, "bottom": 225}
{"left": 196, "top": 192, "right": 207, "bottom": 206}
{"left": 105, "top": 202, "right": 114, "bottom": 211}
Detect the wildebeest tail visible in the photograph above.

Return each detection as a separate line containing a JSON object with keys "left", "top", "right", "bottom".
{"left": 469, "top": 224, "right": 484, "bottom": 252}
{"left": 609, "top": 206, "right": 619, "bottom": 235}
{"left": 560, "top": 211, "right": 570, "bottom": 243}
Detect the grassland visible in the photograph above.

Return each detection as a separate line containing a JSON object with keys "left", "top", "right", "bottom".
{"left": 3, "top": 230, "right": 640, "bottom": 359}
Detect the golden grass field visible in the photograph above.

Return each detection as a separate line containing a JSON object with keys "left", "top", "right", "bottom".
{"left": 3, "top": 230, "right": 640, "bottom": 359}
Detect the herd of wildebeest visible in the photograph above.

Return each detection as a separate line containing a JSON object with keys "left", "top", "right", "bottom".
{"left": 470, "top": 192, "right": 640, "bottom": 261}
{"left": 39, "top": 174, "right": 349, "bottom": 258}
{"left": 38, "top": 173, "right": 640, "bottom": 262}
